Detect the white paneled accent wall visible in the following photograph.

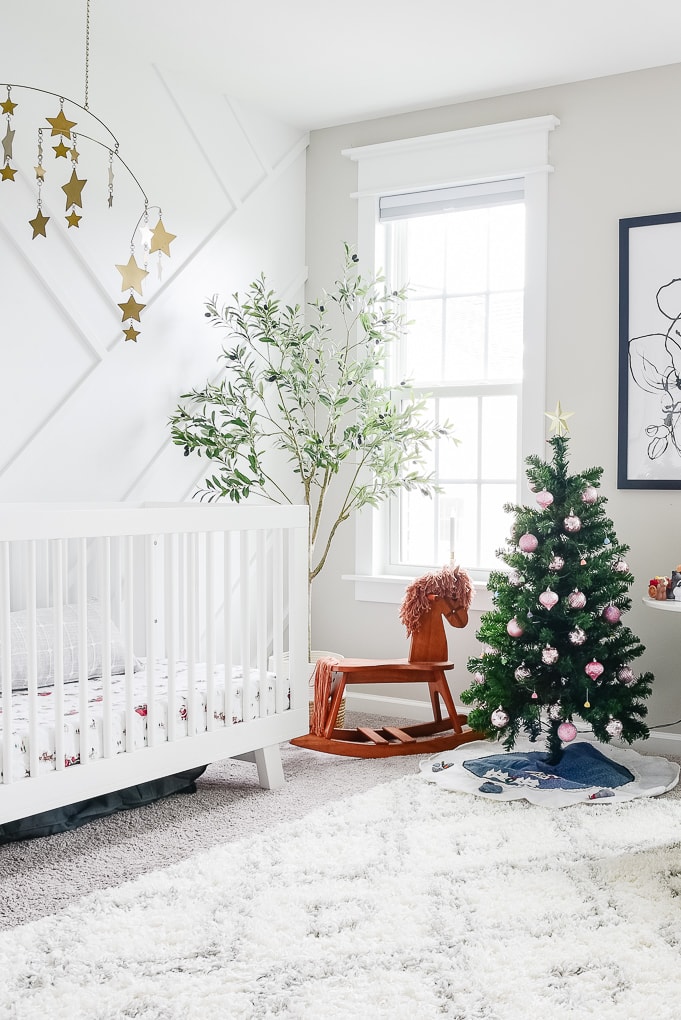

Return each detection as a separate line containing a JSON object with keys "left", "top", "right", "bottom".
{"left": 0, "top": 53, "right": 308, "bottom": 504}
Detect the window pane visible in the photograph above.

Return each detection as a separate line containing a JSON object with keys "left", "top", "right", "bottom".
{"left": 445, "top": 295, "right": 485, "bottom": 380}
{"left": 438, "top": 396, "right": 479, "bottom": 479}
{"left": 404, "top": 298, "right": 442, "bottom": 381}
{"left": 488, "top": 291, "right": 523, "bottom": 379}
{"left": 399, "top": 489, "right": 436, "bottom": 565}
{"left": 446, "top": 209, "right": 489, "bottom": 293}
{"left": 405, "top": 217, "right": 445, "bottom": 296}
{"left": 480, "top": 484, "right": 517, "bottom": 568}
{"left": 481, "top": 395, "right": 517, "bottom": 480}
{"left": 439, "top": 484, "right": 478, "bottom": 568}
{"left": 489, "top": 204, "right": 525, "bottom": 290}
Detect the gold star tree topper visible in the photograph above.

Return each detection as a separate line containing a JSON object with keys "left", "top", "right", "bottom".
{"left": 545, "top": 401, "right": 574, "bottom": 436}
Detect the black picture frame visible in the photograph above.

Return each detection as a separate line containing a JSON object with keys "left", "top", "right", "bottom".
{"left": 618, "top": 211, "right": 681, "bottom": 489}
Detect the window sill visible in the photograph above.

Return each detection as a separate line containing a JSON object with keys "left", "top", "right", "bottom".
{"left": 343, "top": 574, "right": 494, "bottom": 612}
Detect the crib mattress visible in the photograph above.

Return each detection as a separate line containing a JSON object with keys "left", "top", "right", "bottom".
{"left": 0, "top": 661, "right": 284, "bottom": 783}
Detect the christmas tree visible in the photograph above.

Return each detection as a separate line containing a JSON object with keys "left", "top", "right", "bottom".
{"left": 463, "top": 405, "right": 653, "bottom": 764}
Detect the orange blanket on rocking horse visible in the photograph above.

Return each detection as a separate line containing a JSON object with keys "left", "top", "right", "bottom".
{"left": 297, "top": 564, "right": 481, "bottom": 757}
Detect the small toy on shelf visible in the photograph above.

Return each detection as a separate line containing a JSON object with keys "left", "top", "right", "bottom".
{"left": 649, "top": 576, "right": 670, "bottom": 600}
{"left": 667, "top": 567, "right": 681, "bottom": 599}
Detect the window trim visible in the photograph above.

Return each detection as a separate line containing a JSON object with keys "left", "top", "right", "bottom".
{"left": 342, "top": 115, "right": 558, "bottom": 604}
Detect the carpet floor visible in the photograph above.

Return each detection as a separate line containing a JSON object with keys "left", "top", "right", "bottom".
{"left": 1, "top": 714, "right": 680, "bottom": 933}
{"left": 3, "top": 738, "right": 681, "bottom": 1019}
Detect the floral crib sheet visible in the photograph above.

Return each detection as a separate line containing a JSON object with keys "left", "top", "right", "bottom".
{"left": 0, "top": 660, "right": 285, "bottom": 783}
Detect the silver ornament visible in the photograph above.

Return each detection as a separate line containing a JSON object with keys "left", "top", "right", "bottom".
{"left": 617, "top": 666, "right": 635, "bottom": 685}
{"left": 491, "top": 707, "right": 510, "bottom": 728}
{"left": 548, "top": 703, "right": 562, "bottom": 721}
{"left": 542, "top": 645, "right": 559, "bottom": 665}
{"left": 606, "top": 718, "right": 623, "bottom": 739}
{"left": 564, "top": 511, "right": 582, "bottom": 533}
{"left": 514, "top": 664, "right": 531, "bottom": 681}
{"left": 569, "top": 626, "right": 586, "bottom": 645}
{"left": 613, "top": 558, "right": 629, "bottom": 573}
{"left": 549, "top": 554, "right": 564, "bottom": 571}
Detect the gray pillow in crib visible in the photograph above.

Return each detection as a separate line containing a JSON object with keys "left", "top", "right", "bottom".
{"left": 4, "top": 597, "right": 140, "bottom": 691}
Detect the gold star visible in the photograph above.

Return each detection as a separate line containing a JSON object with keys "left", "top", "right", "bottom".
{"left": 62, "top": 169, "right": 87, "bottom": 209}
{"left": 118, "top": 294, "right": 145, "bottom": 322}
{"left": 34, "top": 164, "right": 46, "bottom": 180}
{"left": 65, "top": 210, "right": 82, "bottom": 228}
{"left": 45, "top": 109, "right": 77, "bottom": 139}
{"left": 545, "top": 401, "right": 574, "bottom": 436}
{"left": 123, "top": 324, "right": 140, "bottom": 342}
{"left": 29, "top": 209, "right": 49, "bottom": 238}
{"left": 69, "top": 147, "right": 80, "bottom": 163}
{"left": 0, "top": 97, "right": 17, "bottom": 116}
{"left": 115, "top": 254, "right": 149, "bottom": 295}
{"left": 2, "top": 124, "right": 14, "bottom": 161}
{"left": 1, "top": 163, "right": 17, "bottom": 181}
{"left": 53, "top": 140, "right": 69, "bottom": 158}
{"left": 149, "top": 217, "right": 176, "bottom": 257}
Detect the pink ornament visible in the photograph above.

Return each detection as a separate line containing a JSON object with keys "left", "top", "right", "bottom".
{"left": 569, "top": 626, "right": 586, "bottom": 645}
{"left": 519, "top": 533, "right": 539, "bottom": 553}
{"left": 491, "top": 707, "right": 509, "bottom": 728}
{"left": 585, "top": 659, "right": 604, "bottom": 681}
{"left": 472, "top": 671, "right": 484, "bottom": 684}
{"left": 613, "top": 558, "right": 629, "bottom": 573}
{"left": 539, "top": 588, "right": 559, "bottom": 610}
{"left": 581, "top": 486, "right": 598, "bottom": 505}
{"left": 602, "top": 604, "right": 621, "bottom": 624}
{"left": 564, "top": 511, "right": 582, "bottom": 533}
{"left": 514, "top": 664, "right": 531, "bottom": 681}
{"left": 536, "top": 489, "right": 554, "bottom": 509}
{"left": 557, "top": 721, "right": 577, "bottom": 742}
{"left": 568, "top": 589, "right": 586, "bottom": 609}
{"left": 531, "top": 691, "right": 539, "bottom": 700}
{"left": 542, "top": 645, "right": 559, "bottom": 665}
{"left": 506, "top": 618, "right": 524, "bottom": 638}
{"left": 606, "top": 718, "right": 623, "bottom": 739}
{"left": 617, "top": 666, "right": 635, "bottom": 685}
{"left": 549, "top": 554, "right": 564, "bottom": 571}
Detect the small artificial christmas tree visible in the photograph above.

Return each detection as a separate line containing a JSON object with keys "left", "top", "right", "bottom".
{"left": 463, "top": 405, "right": 653, "bottom": 765}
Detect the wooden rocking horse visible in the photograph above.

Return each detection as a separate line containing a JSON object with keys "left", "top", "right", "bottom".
{"left": 290, "top": 564, "right": 484, "bottom": 757}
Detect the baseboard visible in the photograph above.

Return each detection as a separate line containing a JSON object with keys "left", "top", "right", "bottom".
{"left": 344, "top": 691, "right": 681, "bottom": 757}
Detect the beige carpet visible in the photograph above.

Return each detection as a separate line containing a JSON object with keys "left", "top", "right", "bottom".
{"left": 1, "top": 713, "right": 679, "bottom": 930}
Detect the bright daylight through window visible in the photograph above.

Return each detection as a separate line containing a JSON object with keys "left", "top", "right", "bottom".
{"left": 380, "top": 180, "right": 525, "bottom": 576}
{"left": 344, "top": 115, "right": 557, "bottom": 600}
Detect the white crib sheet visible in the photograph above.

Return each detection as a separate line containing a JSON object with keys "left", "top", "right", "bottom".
{"left": 0, "top": 661, "right": 285, "bottom": 783}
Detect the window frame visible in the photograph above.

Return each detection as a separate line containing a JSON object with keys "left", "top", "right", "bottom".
{"left": 342, "top": 115, "right": 558, "bottom": 605}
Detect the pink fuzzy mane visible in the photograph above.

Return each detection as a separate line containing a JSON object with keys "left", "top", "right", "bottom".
{"left": 399, "top": 565, "right": 474, "bottom": 636}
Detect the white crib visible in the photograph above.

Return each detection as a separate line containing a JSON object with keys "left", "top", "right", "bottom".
{"left": 0, "top": 502, "right": 309, "bottom": 827}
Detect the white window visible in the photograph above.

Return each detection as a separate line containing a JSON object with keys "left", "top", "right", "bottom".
{"left": 343, "top": 116, "right": 558, "bottom": 602}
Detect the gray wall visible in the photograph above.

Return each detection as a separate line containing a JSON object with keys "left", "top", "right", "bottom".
{"left": 306, "top": 63, "right": 681, "bottom": 735}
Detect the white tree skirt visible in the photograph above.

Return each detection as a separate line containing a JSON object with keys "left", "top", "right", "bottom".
{"left": 420, "top": 737, "right": 679, "bottom": 806}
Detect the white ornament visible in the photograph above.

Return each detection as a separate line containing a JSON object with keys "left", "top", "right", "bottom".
{"left": 606, "top": 718, "right": 623, "bottom": 739}
{"left": 491, "top": 707, "right": 509, "bottom": 728}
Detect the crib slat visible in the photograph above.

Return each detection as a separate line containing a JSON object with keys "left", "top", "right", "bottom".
{"left": 272, "top": 529, "right": 284, "bottom": 715}
{"left": 144, "top": 535, "right": 157, "bottom": 748}
{"left": 223, "top": 532, "right": 233, "bottom": 727}
{"left": 240, "top": 531, "right": 251, "bottom": 725}
{"left": 0, "top": 542, "right": 13, "bottom": 784}
{"left": 77, "top": 538, "right": 89, "bottom": 771}
{"left": 51, "top": 540, "right": 65, "bottom": 772}
{"left": 123, "top": 536, "right": 135, "bottom": 755}
{"left": 256, "top": 530, "right": 267, "bottom": 719}
{"left": 100, "top": 537, "right": 113, "bottom": 759}
{"left": 165, "top": 534, "right": 177, "bottom": 743}
{"left": 205, "top": 532, "right": 216, "bottom": 733}
{"left": 25, "top": 541, "right": 39, "bottom": 778}
{"left": 186, "top": 532, "right": 197, "bottom": 736}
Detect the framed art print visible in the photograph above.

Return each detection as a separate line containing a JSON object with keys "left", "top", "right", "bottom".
{"left": 618, "top": 210, "right": 681, "bottom": 488}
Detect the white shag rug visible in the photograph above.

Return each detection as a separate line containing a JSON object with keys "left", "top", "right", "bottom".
{"left": 4, "top": 773, "right": 681, "bottom": 1019}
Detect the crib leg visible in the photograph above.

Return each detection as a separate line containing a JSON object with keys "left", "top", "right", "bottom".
{"left": 249, "top": 744, "right": 285, "bottom": 790}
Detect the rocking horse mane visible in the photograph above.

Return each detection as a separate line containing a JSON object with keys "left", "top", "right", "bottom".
{"left": 399, "top": 564, "right": 474, "bottom": 636}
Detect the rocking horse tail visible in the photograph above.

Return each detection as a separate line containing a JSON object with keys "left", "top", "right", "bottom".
{"left": 310, "top": 657, "right": 340, "bottom": 736}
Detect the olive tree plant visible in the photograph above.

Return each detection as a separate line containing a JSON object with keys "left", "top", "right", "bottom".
{"left": 169, "top": 245, "right": 456, "bottom": 655}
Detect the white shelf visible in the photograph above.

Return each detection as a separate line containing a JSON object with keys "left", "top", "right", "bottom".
{"left": 642, "top": 597, "right": 681, "bottom": 613}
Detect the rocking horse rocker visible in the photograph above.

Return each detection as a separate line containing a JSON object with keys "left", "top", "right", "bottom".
{"left": 291, "top": 564, "right": 484, "bottom": 757}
